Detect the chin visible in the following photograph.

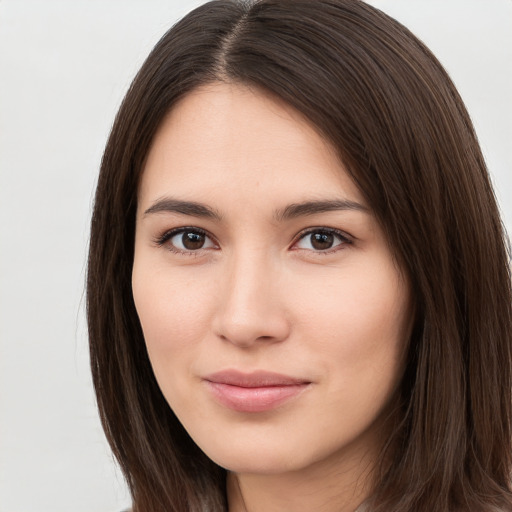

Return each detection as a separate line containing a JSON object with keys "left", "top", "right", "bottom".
{"left": 195, "top": 427, "right": 348, "bottom": 476}
{"left": 190, "top": 428, "right": 308, "bottom": 474}
{"left": 209, "top": 448, "right": 308, "bottom": 475}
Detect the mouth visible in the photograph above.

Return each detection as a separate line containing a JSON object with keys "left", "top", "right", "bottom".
{"left": 203, "top": 370, "right": 312, "bottom": 413}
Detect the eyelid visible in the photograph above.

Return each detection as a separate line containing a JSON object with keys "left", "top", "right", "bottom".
{"left": 153, "top": 226, "right": 218, "bottom": 254}
{"left": 291, "top": 226, "right": 353, "bottom": 253}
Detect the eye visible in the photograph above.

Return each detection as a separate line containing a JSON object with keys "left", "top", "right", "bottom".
{"left": 294, "top": 228, "right": 350, "bottom": 252}
{"left": 156, "top": 227, "right": 217, "bottom": 253}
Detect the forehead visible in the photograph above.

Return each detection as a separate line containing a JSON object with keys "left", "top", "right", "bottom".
{"left": 139, "top": 82, "right": 365, "bottom": 209}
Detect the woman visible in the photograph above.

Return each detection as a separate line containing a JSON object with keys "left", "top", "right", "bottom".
{"left": 87, "top": 1, "right": 512, "bottom": 511}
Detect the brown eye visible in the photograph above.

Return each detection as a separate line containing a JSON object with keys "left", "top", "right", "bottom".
{"left": 311, "top": 232, "right": 334, "bottom": 250}
{"left": 182, "top": 231, "right": 206, "bottom": 250}
{"left": 294, "top": 229, "right": 349, "bottom": 252}
{"left": 164, "top": 228, "right": 216, "bottom": 252}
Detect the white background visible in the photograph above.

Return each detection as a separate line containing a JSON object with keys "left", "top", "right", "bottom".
{"left": 0, "top": 1, "right": 510, "bottom": 511}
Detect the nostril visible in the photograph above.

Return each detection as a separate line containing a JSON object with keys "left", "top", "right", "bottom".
{"left": 213, "top": 313, "right": 291, "bottom": 348}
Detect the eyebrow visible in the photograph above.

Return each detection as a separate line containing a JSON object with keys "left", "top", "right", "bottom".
{"left": 274, "top": 199, "right": 369, "bottom": 221}
{"left": 144, "top": 198, "right": 222, "bottom": 220}
{"left": 143, "top": 197, "right": 369, "bottom": 221}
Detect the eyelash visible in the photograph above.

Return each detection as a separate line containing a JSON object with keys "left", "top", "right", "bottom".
{"left": 153, "top": 226, "right": 217, "bottom": 256}
{"left": 153, "top": 226, "right": 352, "bottom": 256}
{"left": 292, "top": 227, "right": 352, "bottom": 254}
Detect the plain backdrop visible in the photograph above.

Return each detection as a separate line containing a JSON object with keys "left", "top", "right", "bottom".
{"left": 0, "top": 1, "right": 511, "bottom": 511}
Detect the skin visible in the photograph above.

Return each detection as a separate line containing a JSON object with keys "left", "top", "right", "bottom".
{"left": 132, "top": 82, "right": 412, "bottom": 512}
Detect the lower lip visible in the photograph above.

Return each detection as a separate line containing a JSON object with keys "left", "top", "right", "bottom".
{"left": 205, "top": 382, "right": 310, "bottom": 413}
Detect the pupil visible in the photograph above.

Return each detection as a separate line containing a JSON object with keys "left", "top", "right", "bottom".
{"left": 311, "top": 232, "right": 333, "bottom": 250}
{"left": 182, "top": 232, "right": 205, "bottom": 250}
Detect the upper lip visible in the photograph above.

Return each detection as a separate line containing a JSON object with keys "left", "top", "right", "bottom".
{"left": 204, "top": 369, "right": 310, "bottom": 388}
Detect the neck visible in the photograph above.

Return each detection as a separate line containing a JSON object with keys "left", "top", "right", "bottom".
{"left": 226, "top": 444, "right": 376, "bottom": 512}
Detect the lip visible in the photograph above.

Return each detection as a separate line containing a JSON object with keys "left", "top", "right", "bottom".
{"left": 203, "top": 370, "right": 311, "bottom": 413}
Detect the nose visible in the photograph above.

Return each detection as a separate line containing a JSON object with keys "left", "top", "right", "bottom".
{"left": 212, "top": 251, "right": 291, "bottom": 348}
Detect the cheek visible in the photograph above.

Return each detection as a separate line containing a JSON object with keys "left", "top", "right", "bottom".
{"left": 288, "top": 265, "right": 409, "bottom": 451}
{"left": 292, "top": 258, "right": 410, "bottom": 388}
{"left": 131, "top": 260, "right": 216, "bottom": 370}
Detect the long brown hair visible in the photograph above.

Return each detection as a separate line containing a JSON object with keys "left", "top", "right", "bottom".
{"left": 87, "top": 1, "right": 512, "bottom": 510}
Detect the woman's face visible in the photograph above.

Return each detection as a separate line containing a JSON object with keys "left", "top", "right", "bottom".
{"left": 132, "top": 82, "right": 412, "bottom": 476}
